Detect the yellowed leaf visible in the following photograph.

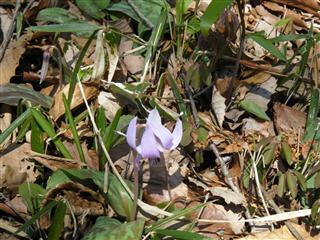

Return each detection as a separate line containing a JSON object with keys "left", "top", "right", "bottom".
{"left": 49, "top": 82, "right": 98, "bottom": 121}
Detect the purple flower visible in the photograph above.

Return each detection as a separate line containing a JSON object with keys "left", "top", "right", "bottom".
{"left": 126, "top": 109, "right": 183, "bottom": 166}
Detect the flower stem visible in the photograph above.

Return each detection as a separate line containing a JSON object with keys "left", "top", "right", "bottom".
{"left": 160, "top": 153, "right": 172, "bottom": 201}
{"left": 132, "top": 161, "right": 139, "bottom": 221}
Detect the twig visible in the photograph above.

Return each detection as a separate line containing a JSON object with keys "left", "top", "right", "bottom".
{"left": 208, "top": 143, "right": 255, "bottom": 228}
{"left": 0, "top": 0, "right": 21, "bottom": 62}
{"left": 127, "top": 0, "right": 154, "bottom": 29}
{"left": 184, "top": 77, "right": 200, "bottom": 128}
{"left": 226, "top": 0, "right": 246, "bottom": 104}
{"left": 261, "top": 189, "right": 304, "bottom": 240}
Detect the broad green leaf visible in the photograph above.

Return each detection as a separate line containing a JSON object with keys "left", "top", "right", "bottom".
{"left": 30, "top": 22, "right": 101, "bottom": 33}
{"left": 311, "top": 200, "right": 320, "bottom": 224}
{"left": 47, "top": 169, "right": 134, "bottom": 219}
{"left": 200, "top": 0, "right": 231, "bottom": 36}
{"left": 108, "top": 0, "right": 165, "bottom": 34}
{"left": 16, "top": 11, "right": 23, "bottom": 38}
{"left": 303, "top": 88, "right": 319, "bottom": 142}
{"left": 37, "top": 7, "right": 78, "bottom": 23}
{"left": 48, "top": 201, "right": 67, "bottom": 240}
{"left": 76, "top": 0, "right": 109, "bottom": 20}
{"left": 63, "top": 94, "right": 85, "bottom": 163}
{"left": 31, "top": 108, "right": 72, "bottom": 159}
{"left": 0, "top": 108, "right": 31, "bottom": 145}
{"left": 277, "top": 173, "right": 286, "bottom": 197}
{"left": 262, "top": 142, "right": 276, "bottom": 165}
{"left": 281, "top": 141, "right": 293, "bottom": 166}
{"left": 155, "top": 229, "right": 211, "bottom": 240}
{"left": 270, "top": 34, "right": 308, "bottom": 43}
{"left": 149, "top": 98, "right": 180, "bottom": 121}
{"left": 293, "top": 171, "right": 307, "bottom": 191}
{"left": 19, "top": 183, "right": 46, "bottom": 213}
{"left": 239, "top": 100, "right": 270, "bottom": 121}
{"left": 247, "top": 32, "right": 286, "bottom": 61}
{"left": 286, "top": 171, "right": 297, "bottom": 198}
{"left": 315, "top": 172, "right": 320, "bottom": 189}
{"left": 0, "top": 84, "right": 53, "bottom": 108}
{"left": 82, "top": 217, "right": 145, "bottom": 240}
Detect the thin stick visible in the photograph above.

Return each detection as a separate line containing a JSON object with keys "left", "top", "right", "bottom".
{"left": 0, "top": 0, "right": 21, "bottom": 62}
{"left": 208, "top": 143, "right": 254, "bottom": 228}
{"left": 261, "top": 189, "right": 304, "bottom": 240}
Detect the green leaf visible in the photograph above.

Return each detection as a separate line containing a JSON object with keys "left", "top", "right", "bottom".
{"left": 293, "top": 171, "right": 307, "bottom": 191}
{"left": 82, "top": 217, "right": 145, "bottom": 240}
{"left": 76, "top": 0, "right": 109, "bottom": 20}
{"left": 315, "top": 172, "right": 320, "bottom": 189}
{"left": 30, "top": 22, "right": 101, "bottom": 33}
{"left": 48, "top": 201, "right": 67, "bottom": 240}
{"left": 200, "top": 0, "right": 231, "bottom": 36}
{"left": 63, "top": 94, "right": 86, "bottom": 163}
{"left": 281, "top": 141, "right": 293, "bottom": 166}
{"left": 47, "top": 169, "right": 134, "bottom": 219}
{"left": 262, "top": 142, "right": 276, "bottom": 165}
{"left": 31, "top": 108, "right": 72, "bottom": 159}
{"left": 239, "top": 100, "right": 270, "bottom": 121}
{"left": 247, "top": 32, "right": 287, "bottom": 61}
{"left": 286, "top": 171, "right": 297, "bottom": 198}
{"left": 108, "top": 0, "right": 165, "bottom": 34}
{"left": 0, "top": 108, "right": 31, "bottom": 145}
{"left": 0, "top": 84, "right": 53, "bottom": 108}
{"left": 155, "top": 229, "right": 211, "bottom": 240}
{"left": 277, "top": 173, "right": 286, "bottom": 197}
{"left": 19, "top": 183, "right": 46, "bottom": 213}
{"left": 31, "top": 116, "right": 44, "bottom": 154}
{"left": 37, "top": 7, "right": 78, "bottom": 23}
{"left": 303, "top": 88, "right": 319, "bottom": 142}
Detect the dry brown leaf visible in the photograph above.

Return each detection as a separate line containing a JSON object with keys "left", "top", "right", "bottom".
{"left": 244, "top": 76, "right": 277, "bottom": 112}
{"left": 236, "top": 222, "right": 317, "bottom": 239}
{"left": 0, "top": 143, "right": 39, "bottom": 190}
{"left": 49, "top": 82, "right": 98, "bottom": 121}
{"left": 273, "top": 103, "right": 306, "bottom": 136}
{"left": 98, "top": 91, "right": 121, "bottom": 121}
{"left": 211, "top": 86, "right": 226, "bottom": 128}
{"left": 268, "top": 0, "right": 320, "bottom": 17}
{"left": 0, "top": 32, "right": 32, "bottom": 85}
{"left": 0, "top": 104, "right": 12, "bottom": 148}
{"left": 242, "top": 118, "right": 275, "bottom": 137}
{"left": 242, "top": 72, "right": 271, "bottom": 85}
{"left": 192, "top": 202, "right": 245, "bottom": 237}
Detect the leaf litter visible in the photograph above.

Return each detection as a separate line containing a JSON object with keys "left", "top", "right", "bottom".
{"left": 0, "top": 0, "right": 320, "bottom": 239}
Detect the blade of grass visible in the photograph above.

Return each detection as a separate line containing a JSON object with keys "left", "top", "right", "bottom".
{"left": 145, "top": 202, "right": 208, "bottom": 233}
{"left": 67, "top": 30, "right": 97, "bottom": 107}
{"left": 16, "top": 201, "right": 57, "bottom": 235}
{"left": 0, "top": 108, "right": 31, "bottom": 145}
{"left": 63, "top": 94, "right": 86, "bottom": 163}
{"left": 47, "top": 201, "right": 67, "bottom": 240}
{"left": 155, "top": 229, "right": 211, "bottom": 240}
{"left": 31, "top": 108, "right": 72, "bottom": 159}
{"left": 100, "top": 108, "right": 122, "bottom": 168}
{"left": 31, "top": 116, "right": 44, "bottom": 154}
{"left": 141, "top": 8, "right": 167, "bottom": 82}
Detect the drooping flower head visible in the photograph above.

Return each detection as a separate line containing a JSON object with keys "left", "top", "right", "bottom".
{"left": 126, "top": 109, "right": 183, "bottom": 166}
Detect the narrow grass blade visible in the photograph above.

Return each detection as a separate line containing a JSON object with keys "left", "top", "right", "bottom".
{"left": 48, "top": 201, "right": 67, "bottom": 240}
{"left": 31, "top": 108, "right": 72, "bottom": 159}
{"left": 146, "top": 202, "right": 207, "bottom": 233}
{"left": 0, "top": 108, "right": 31, "bottom": 145}
{"left": 141, "top": 8, "right": 167, "bottom": 82}
{"left": 63, "top": 94, "right": 86, "bottom": 163}
{"left": 155, "top": 229, "right": 211, "bottom": 240}
{"left": 16, "top": 201, "right": 57, "bottom": 235}
{"left": 31, "top": 116, "right": 44, "bottom": 154}
{"left": 67, "top": 30, "right": 97, "bottom": 107}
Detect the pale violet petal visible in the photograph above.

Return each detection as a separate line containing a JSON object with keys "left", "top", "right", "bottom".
{"left": 147, "top": 108, "right": 173, "bottom": 149}
{"left": 126, "top": 117, "right": 137, "bottom": 150}
{"left": 134, "top": 154, "right": 142, "bottom": 168}
{"left": 170, "top": 119, "right": 183, "bottom": 149}
{"left": 146, "top": 108, "right": 161, "bottom": 124}
{"left": 139, "top": 127, "right": 160, "bottom": 159}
